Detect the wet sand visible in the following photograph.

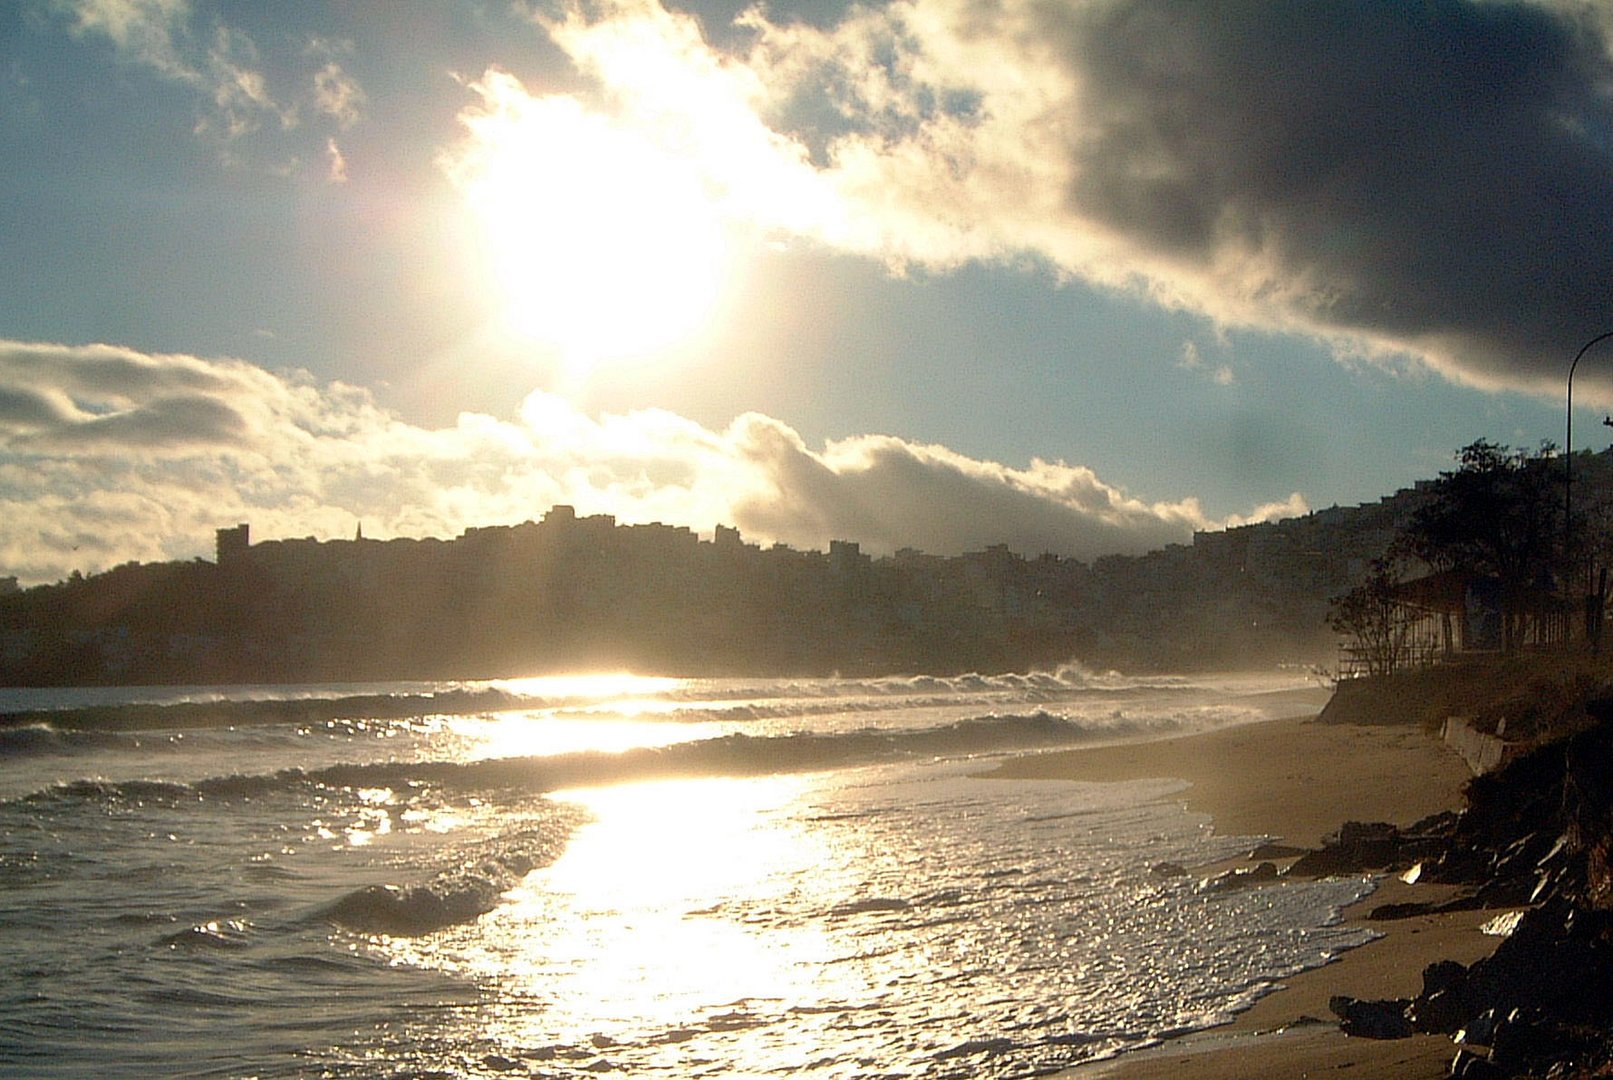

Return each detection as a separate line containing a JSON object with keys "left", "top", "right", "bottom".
{"left": 990, "top": 716, "right": 1500, "bottom": 1079}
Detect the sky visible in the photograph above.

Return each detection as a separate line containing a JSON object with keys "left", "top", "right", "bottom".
{"left": 4, "top": 0, "right": 1613, "bottom": 585}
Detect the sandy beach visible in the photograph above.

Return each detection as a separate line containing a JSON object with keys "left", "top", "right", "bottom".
{"left": 991, "top": 715, "right": 1501, "bottom": 1079}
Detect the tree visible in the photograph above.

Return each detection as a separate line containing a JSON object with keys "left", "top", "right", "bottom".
{"left": 1328, "top": 558, "right": 1416, "bottom": 676}
{"left": 1398, "top": 439, "right": 1565, "bottom": 651}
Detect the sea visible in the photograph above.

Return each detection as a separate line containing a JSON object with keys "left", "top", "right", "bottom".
{"left": 0, "top": 667, "right": 1377, "bottom": 1079}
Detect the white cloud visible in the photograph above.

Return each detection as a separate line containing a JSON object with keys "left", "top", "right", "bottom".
{"left": 485, "top": 0, "right": 1613, "bottom": 403}
{"left": 196, "top": 23, "right": 292, "bottom": 140}
{"left": 1176, "top": 340, "right": 1234, "bottom": 384}
{"left": 53, "top": 1, "right": 365, "bottom": 161}
{"left": 56, "top": 0, "right": 193, "bottom": 79}
{"left": 311, "top": 59, "right": 364, "bottom": 129}
{"left": 325, "top": 136, "right": 348, "bottom": 182}
{"left": 0, "top": 341, "right": 1298, "bottom": 585}
{"left": 1222, "top": 492, "right": 1310, "bottom": 530}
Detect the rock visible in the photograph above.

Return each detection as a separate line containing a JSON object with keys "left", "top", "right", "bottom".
{"left": 1487, "top": 1008, "right": 1567, "bottom": 1073}
{"left": 1329, "top": 995, "right": 1413, "bottom": 1040}
{"left": 1287, "top": 821, "right": 1401, "bottom": 877}
{"left": 1456, "top": 1008, "right": 1500, "bottom": 1048}
{"left": 1324, "top": 718, "right": 1613, "bottom": 1076}
{"left": 1368, "top": 899, "right": 1434, "bottom": 920}
{"left": 1408, "top": 809, "right": 1461, "bottom": 836}
{"left": 1196, "top": 861, "right": 1279, "bottom": 893}
{"left": 1409, "top": 988, "right": 1466, "bottom": 1035}
{"left": 1149, "top": 861, "right": 1188, "bottom": 878}
{"left": 1448, "top": 1047, "right": 1503, "bottom": 1079}
{"left": 1565, "top": 719, "right": 1613, "bottom": 910}
{"left": 1367, "top": 892, "right": 1487, "bottom": 921}
{"left": 1248, "top": 842, "right": 1307, "bottom": 860}
{"left": 1337, "top": 819, "right": 1400, "bottom": 849}
{"left": 1422, "top": 959, "right": 1468, "bottom": 999}
{"left": 1454, "top": 900, "right": 1613, "bottom": 1029}
{"left": 1404, "top": 960, "right": 1471, "bottom": 1034}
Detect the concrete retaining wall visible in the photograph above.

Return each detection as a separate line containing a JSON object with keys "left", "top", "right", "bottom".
{"left": 1442, "top": 715, "right": 1508, "bottom": 775}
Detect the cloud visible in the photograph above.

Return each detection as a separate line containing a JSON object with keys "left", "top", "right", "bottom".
{"left": 728, "top": 419, "right": 1220, "bottom": 559}
{"left": 494, "top": 0, "right": 1613, "bottom": 403}
{"left": 54, "top": 0, "right": 285, "bottom": 138}
{"left": 55, "top": 0, "right": 193, "bottom": 79}
{"left": 1052, "top": 0, "right": 1613, "bottom": 395}
{"left": 1224, "top": 492, "right": 1312, "bottom": 530}
{"left": 195, "top": 23, "right": 291, "bottom": 140}
{"left": 311, "top": 60, "right": 364, "bottom": 129}
{"left": 0, "top": 341, "right": 1296, "bottom": 585}
{"left": 325, "top": 136, "right": 348, "bottom": 182}
{"left": 52, "top": 1, "right": 365, "bottom": 161}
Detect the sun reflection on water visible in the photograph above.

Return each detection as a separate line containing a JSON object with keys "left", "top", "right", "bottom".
{"left": 489, "top": 673, "right": 687, "bottom": 703}
{"left": 360, "top": 761, "right": 1387, "bottom": 1078}
{"left": 386, "top": 774, "right": 875, "bottom": 1053}
{"left": 444, "top": 711, "right": 726, "bottom": 760}
{"left": 431, "top": 674, "right": 736, "bottom": 763}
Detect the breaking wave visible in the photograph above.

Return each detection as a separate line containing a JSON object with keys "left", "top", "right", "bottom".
{"left": 322, "top": 824, "right": 575, "bottom": 936}
{"left": 0, "top": 663, "right": 1168, "bottom": 733}
{"left": 9, "top": 708, "right": 1203, "bottom": 809}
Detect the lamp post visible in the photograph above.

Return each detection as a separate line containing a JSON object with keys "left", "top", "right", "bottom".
{"left": 1566, "top": 330, "right": 1613, "bottom": 647}
{"left": 1566, "top": 331, "right": 1613, "bottom": 563}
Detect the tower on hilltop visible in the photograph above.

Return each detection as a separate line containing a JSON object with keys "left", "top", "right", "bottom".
{"left": 216, "top": 523, "right": 250, "bottom": 565}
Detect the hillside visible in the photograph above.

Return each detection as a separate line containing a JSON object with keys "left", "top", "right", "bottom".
{"left": 6, "top": 448, "right": 1613, "bottom": 685}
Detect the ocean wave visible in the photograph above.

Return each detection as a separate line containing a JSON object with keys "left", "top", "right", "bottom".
{"left": 8, "top": 709, "right": 1203, "bottom": 809}
{"left": 42, "top": 777, "right": 202, "bottom": 804}
{"left": 0, "top": 723, "right": 137, "bottom": 755}
{"left": 158, "top": 919, "right": 253, "bottom": 951}
{"left": 0, "top": 688, "right": 536, "bottom": 734}
{"left": 0, "top": 662, "right": 1177, "bottom": 734}
{"left": 321, "top": 824, "right": 573, "bottom": 936}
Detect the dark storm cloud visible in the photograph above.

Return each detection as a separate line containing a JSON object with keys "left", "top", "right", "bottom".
{"left": 1058, "top": 0, "right": 1613, "bottom": 387}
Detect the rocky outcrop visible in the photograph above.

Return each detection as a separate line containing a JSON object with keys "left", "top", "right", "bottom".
{"left": 1303, "top": 706, "right": 1613, "bottom": 1078}
{"left": 1284, "top": 816, "right": 1453, "bottom": 879}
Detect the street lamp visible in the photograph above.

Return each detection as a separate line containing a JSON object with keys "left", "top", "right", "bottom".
{"left": 1566, "top": 330, "right": 1613, "bottom": 646}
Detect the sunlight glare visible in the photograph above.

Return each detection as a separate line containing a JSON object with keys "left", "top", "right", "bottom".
{"left": 489, "top": 672, "right": 685, "bottom": 701}
{"left": 442, "top": 675, "right": 711, "bottom": 761}
{"left": 450, "top": 72, "right": 735, "bottom": 373}
{"left": 543, "top": 777, "right": 828, "bottom": 905}
{"left": 387, "top": 775, "right": 864, "bottom": 1054}
{"left": 444, "top": 710, "right": 719, "bottom": 760}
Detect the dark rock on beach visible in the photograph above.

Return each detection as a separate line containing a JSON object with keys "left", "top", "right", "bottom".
{"left": 1329, "top": 994, "right": 1414, "bottom": 1039}
{"left": 1278, "top": 812, "right": 1455, "bottom": 880}
{"left": 1315, "top": 707, "right": 1613, "bottom": 1078}
{"left": 1196, "top": 861, "right": 1280, "bottom": 893}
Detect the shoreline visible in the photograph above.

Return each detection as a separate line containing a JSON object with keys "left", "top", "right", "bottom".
{"left": 989, "top": 715, "right": 1494, "bottom": 1079}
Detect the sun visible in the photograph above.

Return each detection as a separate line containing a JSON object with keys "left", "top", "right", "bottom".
{"left": 449, "top": 73, "right": 734, "bottom": 372}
